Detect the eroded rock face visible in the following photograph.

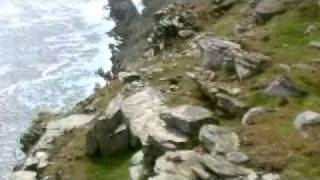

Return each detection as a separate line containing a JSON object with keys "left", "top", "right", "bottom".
{"left": 198, "top": 36, "right": 268, "bottom": 79}
{"left": 160, "top": 106, "right": 216, "bottom": 135}
{"left": 294, "top": 111, "right": 320, "bottom": 138}
{"left": 264, "top": 76, "right": 306, "bottom": 98}
{"left": 199, "top": 125, "right": 240, "bottom": 154}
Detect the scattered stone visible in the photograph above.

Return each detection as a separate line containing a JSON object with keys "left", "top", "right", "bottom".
{"left": 264, "top": 76, "right": 306, "bottom": 98}
{"left": 199, "top": 125, "right": 240, "bottom": 154}
{"left": 178, "top": 30, "right": 195, "bottom": 39}
{"left": 226, "top": 152, "right": 249, "bottom": 164}
{"left": 294, "top": 111, "right": 320, "bottom": 138}
{"left": 160, "top": 106, "right": 216, "bottom": 135}
{"left": 254, "top": 0, "right": 286, "bottom": 23}
{"left": 10, "top": 171, "right": 36, "bottom": 180}
{"left": 118, "top": 71, "right": 141, "bottom": 83}
{"left": 309, "top": 41, "right": 320, "bottom": 49}
{"left": 200, "top": 154, "right": 253, "bottom": 177}
{"left": 304, "top": 25, "right": 317, "bottom": 35}
{"left": 242, "top": 107, "right": 275, "bottom": 125}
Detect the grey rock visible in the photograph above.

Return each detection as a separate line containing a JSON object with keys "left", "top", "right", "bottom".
{"left": 154, "top": 150, "right": 209, "bottom": 179}
{"left": 264, "top": 76, "right": 306, "bottom": 98}
{"left": 242, "top": 107, "right": 275, "bottom": 125}
{"left": 199, "top": 125, "right": 240, "bottom": 154}
{"left": 294, "top": 111, "right": 320, "bottom": 138}
{"left": 200, "top": 154, "right": 253, "bottom": 177}
{"left": 10, "top": 171, "right": 36, "bottom": 180}
{"left": 226, "top": 152, "right": 249, "bottom": 164}
{"left": 160, "top": 106, "right": 216, "bottom": 135}
{"left": 118, "top": 71, "right": 141, "bottom": 83}
{"left": 121, "top": 87, "right": 189, "bottom": 150}
{"left": 216, "top": 93, "right": 248, "bottom": 117}
{"left": 254, "top": 0, "right": 286, "bottom": 23}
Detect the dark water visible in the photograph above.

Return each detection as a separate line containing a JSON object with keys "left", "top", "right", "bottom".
{"left": 0, "top": 0, "right": 117, "bottom": 178}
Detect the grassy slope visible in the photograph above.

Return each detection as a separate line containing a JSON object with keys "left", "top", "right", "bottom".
{"left": 43, "top": 1, "right": 320, "bottom": 179}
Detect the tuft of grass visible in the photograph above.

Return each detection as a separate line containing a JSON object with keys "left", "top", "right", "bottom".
{"left": 86, "top": 152, "right": 133, "bottom": 180}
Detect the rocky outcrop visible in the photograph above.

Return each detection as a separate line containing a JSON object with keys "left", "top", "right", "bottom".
{"left": 15, "top": 114, "right": 95, "bottom": 177}
{"left": 197, "top": 36, "right": 269, "bottom": 79}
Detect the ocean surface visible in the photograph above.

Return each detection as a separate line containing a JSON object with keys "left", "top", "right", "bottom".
{"left": 0, "top": 0, "right": 120, "bottom": 178}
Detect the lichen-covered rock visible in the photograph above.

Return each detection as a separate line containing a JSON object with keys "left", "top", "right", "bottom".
{"left": 160, "top": 106, "right": 216, "bottom": 135}
{"left": 264, "top": 76, "right": 306, "bottom": 98}
{"left": 199, "top": 125, "right": 240, "bottom": 154}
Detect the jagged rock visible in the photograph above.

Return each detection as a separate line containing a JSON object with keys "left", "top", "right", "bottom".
{"left": 200, "top": 154, "right": 253, "bottom": 177}
{"left": 130, "top": 151, "right": 145, "bottom": 180}
{"left": 118, "top": 71, "right": 141, "bottom": 83}
{"left": 160, "top": 106, "right": 216, "bottom": 135}
{"left": 178, "top": 30, "right": 195, "bottom": 38}
{"left": 294, "top": 111, "right": 320, "bottom": 138}
{"left": 254, "top": 0, "right": 286, "bottom": 23}
{"left": 198, "top": 36, "right": 267, "bottom": 79}
{"left": 10, "top": 171, "right": 36, "bottom": 180}
{"left": 121, "top": 87, "right": 189, "bottom": 150}
{"left": 216, "top": 93, "right": 248, "bottom": 117}
{"left": 242, "top": 107, "right": 275, "bottom": 125}
{"left": 154, "top": 150, "right": 209, "bottom": 179}
{"left": 309, "top": 41, "right": 320, "bottom": 49}
{"left": 264, "top": 76, "right": 306, "bottom": 98}
{"left": 226, "top": 152, "right": 249, "bottom": 164}
{"left": 199, "top": 125, "right": 240, "bottom": 154}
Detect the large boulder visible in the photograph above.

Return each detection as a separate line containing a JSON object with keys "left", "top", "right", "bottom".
{"left": 160, "top": 106, "right": 216, "bottom": 135}
{"left": 199, "top": 125, "right": 240, "bottom": 154}
{"left": 86, "top": 94, "right": 129, "bottom": 156}
{"left": 264, "top": 76, "right": 306, "bottom": 98}
{"left": 294, "top": 111, "right": 320, "bottom": 138}
{"left": 121, "top": 87, "right": 189, "bottom": 150}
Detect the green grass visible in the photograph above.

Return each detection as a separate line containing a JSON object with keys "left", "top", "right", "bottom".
{"left": 86, "top": 152, "right": 134, "bottom": 180}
